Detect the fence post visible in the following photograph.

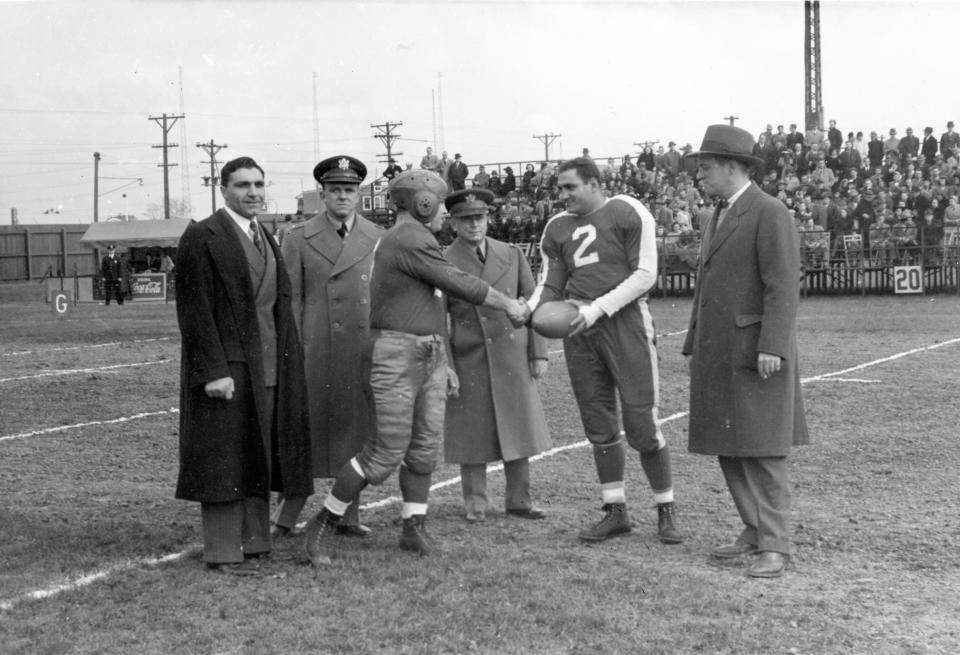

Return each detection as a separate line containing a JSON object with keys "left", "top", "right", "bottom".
{"left": 59, "top": 228, "right": 67, "bottom": 277}
{"left": 24, "top": 227, "right": 32, "bottom": 281}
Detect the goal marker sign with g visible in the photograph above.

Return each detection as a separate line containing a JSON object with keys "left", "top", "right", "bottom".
{"left": 893, "top": 266, "right": 923, "bottom": 294}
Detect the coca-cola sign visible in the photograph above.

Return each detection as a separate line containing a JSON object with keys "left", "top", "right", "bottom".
{"left": 130, "top": 273, "right": 167, "bottom": 300}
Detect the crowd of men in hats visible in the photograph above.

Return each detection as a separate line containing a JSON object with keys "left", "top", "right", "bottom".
{"left": 409, "top": 119, "right": 960, "bottom": 270}
{"left": 173, "top": 122, "right": 810, "bottom": 579}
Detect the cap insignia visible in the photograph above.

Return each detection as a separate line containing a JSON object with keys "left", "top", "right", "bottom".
{"left": 338, "top": 158, "right": 350, "bottom": 170}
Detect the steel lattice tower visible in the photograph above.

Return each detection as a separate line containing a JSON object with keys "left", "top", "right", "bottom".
{"left": 804, "top": 1, "right": 824, "bottom": 131}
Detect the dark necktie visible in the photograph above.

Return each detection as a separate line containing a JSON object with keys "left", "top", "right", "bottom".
{"left": 714, "top": 198, "right": 730, "bottom": 229}
{"left": 476, "top": 247, "right": 485, "bottom": 264}
{"left": 249, "top": 220, "right": 263, "bottom": 254}
{"left": 337, "top": 223, "right": 347, "bottom": 240}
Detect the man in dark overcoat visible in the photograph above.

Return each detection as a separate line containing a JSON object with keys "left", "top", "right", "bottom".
{"left": 274, "top": 155, "right": 380, "bottom": 538}
{"left": 100, "top": 244, "right": 130, "bottom": 305}
{"left": 175, "top": 156, "right": 312, "bottom": 576}
{"left": 448, "top": 153, "right": 469, "bottom": 191}
{"left": 683, "top": 125, "right": 809, "bottom": 579}
{"left": 442, "top": 189, "right": 552, "bottom": 522}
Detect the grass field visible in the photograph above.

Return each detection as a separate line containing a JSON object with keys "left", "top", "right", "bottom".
{"left": 1, "top": 281, "right": 959, "bottom": 654}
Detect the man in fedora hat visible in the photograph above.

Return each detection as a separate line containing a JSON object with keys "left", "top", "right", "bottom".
{"left": 683, "top": 124, "right": 809, "bottom": 578}
{"left": 272, "top": 155, "right": 381, "bottom": 541}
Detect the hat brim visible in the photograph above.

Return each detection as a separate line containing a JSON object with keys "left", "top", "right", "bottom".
{"left": 684, "top": 150, "right": 763, "bottom": 166}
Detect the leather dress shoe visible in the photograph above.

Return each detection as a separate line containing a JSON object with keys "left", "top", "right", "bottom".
{"left": 271, "top": 525, "right": 301, "bottom": 539}
{"left": 506, "top": 506, "right": 547, "bottom": 520}
{"left": 246, "top": 550, "right": 294, "bottom": 562}
{"left": 335, "top": 523, "right": 372, "bottom": 538}
{"left": 748, "top": 552, "right": 789, "bottom": 578}
{"left": 465, "top": 511, "right": 486, "bottom": 523}
{"left": 206, "top": 560, "right": 262, "bottom": 577}
{"left": 712, "top": 539, "right": 759, "bottom": 559}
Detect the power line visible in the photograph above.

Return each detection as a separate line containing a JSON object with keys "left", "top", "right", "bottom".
{"left": 148, "top": 113, "right": 184, "bottom": 219}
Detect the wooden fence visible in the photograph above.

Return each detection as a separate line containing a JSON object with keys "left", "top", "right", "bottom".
{"left": 0, "top": 225, "right": 99, "bottom": 281}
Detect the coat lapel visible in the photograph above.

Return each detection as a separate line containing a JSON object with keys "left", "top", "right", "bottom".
{"left": 303, "top": 215, "right": 343, "bottom": 266}
{"left": 703, "top": 184, "right": 758, "bottom": 264}
{"left": 331, "top": 216, "right": 380, "bottom": 277}
{"left": 205, "top": 210, "right": 257, "bottom": 335}
{"left": 481, "top": 239, "right": 511, "bottom": 287}
{"left": 447, "top": 237, "right": 484, "bottom": 277}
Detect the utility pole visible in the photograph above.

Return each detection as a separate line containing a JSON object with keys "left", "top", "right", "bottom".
{"left": 633, "top": 140, "right": 659, "bottom": 155}
{"left": 431, "top": 89, "right": 438, "bottom": 152}
{"left": 149, "top": 112, "right": 184, "bottom": 218}
{"left": 437, "top": 72, "right": 445, "bottom": 152}
{"left": 532, "top": 133, "right": 561, "bottom": 162}
{"left": 93, "top": 152, "right": 100, "bottom": 223}
{"left": 178, "top": 66, "right": 192, "bottom": 218}
{"left": 372, "top": 121, "right": 403, "bottom": 169}
{"left": 804, "top": 0, "right": 824, "bottom": 131}
{"left": 724, "top": 115, "right": 739, "bottom": 126}
{"left": 196, "top": 140, "right": 228, "bottom": 215}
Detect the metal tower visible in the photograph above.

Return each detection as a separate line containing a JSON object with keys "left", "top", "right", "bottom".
{"left": 804, "top": 1, "right": 824, "bottom": 132}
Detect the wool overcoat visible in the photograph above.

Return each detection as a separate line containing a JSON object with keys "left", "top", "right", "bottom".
{"left": 281, "top": 213, "right": 380, "bottom": 477}
{"left": 174, "top": 209, "right": 312, "bottom": 502}
{"left": 682, "top": 184, "right": 809, "bottom": 457}
{"left": 444, "top": 237, "right": 552, "bottom": 464}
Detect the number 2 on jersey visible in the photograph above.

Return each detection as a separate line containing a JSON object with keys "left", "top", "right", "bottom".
{"left": 571, "top": 224, "right": 599, "bottom": 268}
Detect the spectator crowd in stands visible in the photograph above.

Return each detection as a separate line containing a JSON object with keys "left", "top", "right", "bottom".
{"left": 413, "top": 121, "right": 960, "bottom": 267}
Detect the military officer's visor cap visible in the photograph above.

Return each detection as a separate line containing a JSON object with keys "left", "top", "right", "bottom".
{"left": 314, "top": 155, "right": 367, "bottom": 185}
{"left": 445, "top": 188, "right": 495, "bottom": 218}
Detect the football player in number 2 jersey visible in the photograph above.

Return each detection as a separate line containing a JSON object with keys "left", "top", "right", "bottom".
{"left": 527, "top": 157, "right": 683, "bottom": 545}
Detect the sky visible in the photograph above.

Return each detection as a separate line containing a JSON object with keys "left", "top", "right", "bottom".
{"left": 2, "top": 0, "right": 958, "bottom": 224}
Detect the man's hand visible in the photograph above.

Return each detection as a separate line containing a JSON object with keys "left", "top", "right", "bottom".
{"left": 506, "top": 297, "right": 531, "bottom": 328}
{"left": 568, "top": 303, "right": 604, "bottom": 337}
{"left": 757, "top": 352, "right": 783, "bottom": 380}
{"left": 529, "top": 358, "right": 548, "bottom": 379}
{"left": 446, "top": 366, "right": 460, "bottom": 398}
{"left": 204, "top": 376, "right": 235, "bottom": 400}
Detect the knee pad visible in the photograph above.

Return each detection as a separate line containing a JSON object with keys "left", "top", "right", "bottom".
{"left": 401, "top": 458, "right": 436, "bottom": 477}
{"left": 592, "top": 431, "right": 626, "bottom": 455}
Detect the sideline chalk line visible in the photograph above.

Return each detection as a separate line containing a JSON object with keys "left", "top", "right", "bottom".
{"left": 0, "top": 409, "right": 179, "bottom": 443}
{"left": 1, "top": 337, "right": 173, "bottom": 358}
{"left": 0, "top": 360, "right": 171, "bottom": 384}
{"left": 1, "top": 334, "right": 958, "bottom": 611}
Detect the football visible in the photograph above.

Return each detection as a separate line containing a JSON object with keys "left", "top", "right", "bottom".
{"left": 531, "top": 300, "right": 580, "bottom": 339}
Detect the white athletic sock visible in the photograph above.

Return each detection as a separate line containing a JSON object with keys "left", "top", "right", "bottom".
{"left": 401, "top": 502, "right": 428, "bottom": 519}
{"left": 601, "top": 482, "right": 626, "bottom": 505}
{"left": 349, "top": 457, "right": 364, "bottom": 477}
{"left": 323, "top": 493, "right": 351, "bottom": 517}
{"left": 653, "top": 489, "right": 674, "bottom": 505}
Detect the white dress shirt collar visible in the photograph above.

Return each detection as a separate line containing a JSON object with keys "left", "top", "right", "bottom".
{"left": 327, "top": 212, "right": 356, "bottom": 235}
{"left": 223, "top": 205, "right": 258, "bottom": 241}
{"left": 726, "top": 180, "right": 752, "bottom": 208}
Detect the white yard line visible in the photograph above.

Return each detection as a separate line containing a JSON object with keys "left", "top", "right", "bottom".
{"left": 1, "top": 337, "right": 173, "bottom": 358}
{"left": 800, "top": 337, "right": 960, "bottom": 383}
{"left": 1, "top": 337, "right": 957, "bottom": 611}
{"left": 0, "top": 360, "right": 170, "bottom": 384}
{"left": 810, "top": 378, "right": 879, "bottom": 384}
{"left": 0, "top": 409, "right": 179, "bottom": 443}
